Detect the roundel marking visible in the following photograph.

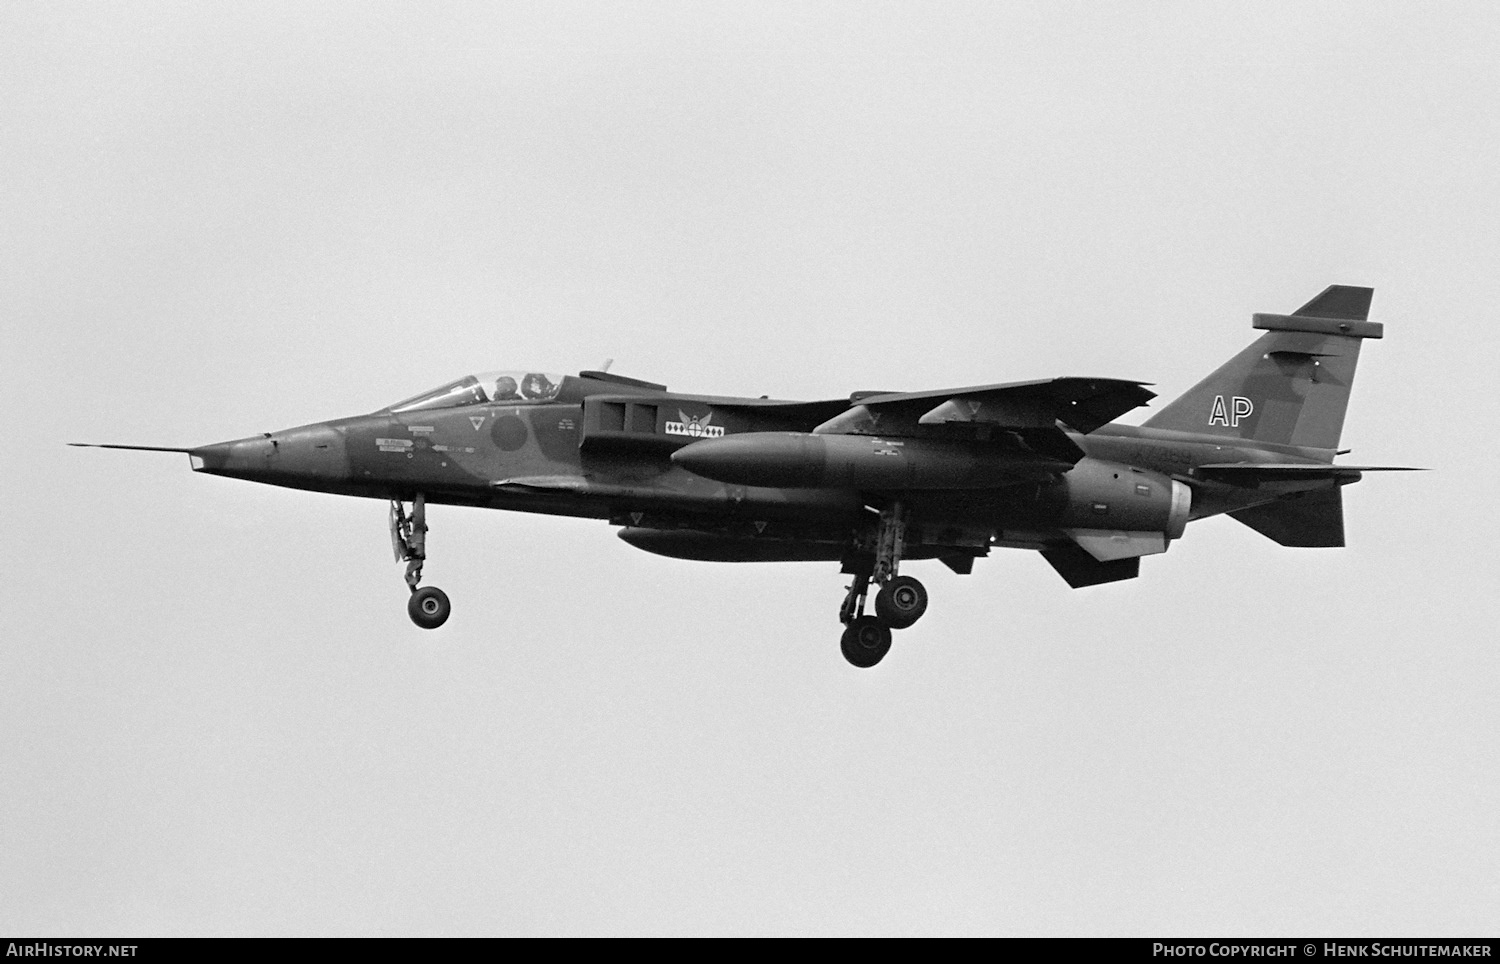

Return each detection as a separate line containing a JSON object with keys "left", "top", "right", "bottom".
{"left": 491, "top": 414, "right": 529, "bottom": 451}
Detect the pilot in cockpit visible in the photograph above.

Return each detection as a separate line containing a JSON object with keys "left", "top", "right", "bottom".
{"left": 521, "top": 373, "right": 557, "bottom": 400}
{"left": 492, "top": 376, "right": 521, "bottom": 401}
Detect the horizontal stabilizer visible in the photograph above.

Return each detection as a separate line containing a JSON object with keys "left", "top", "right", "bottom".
{"left": 1196, "top": 463, "right": 1424, "bottom": 485}
{"left": 1229, "top": 488, "right": 1346, "bottom": 547}
{"left": 1040, "top": 543, "right": 1141, "bottom": 588}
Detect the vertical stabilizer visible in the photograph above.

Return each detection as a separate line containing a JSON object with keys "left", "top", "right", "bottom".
{"left": 1142, "top": 286, "right": 1380, "bottom": 451}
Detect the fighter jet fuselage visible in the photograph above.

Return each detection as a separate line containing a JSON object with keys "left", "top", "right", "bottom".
{"left": 189, "top": 405, "right": 1279, "bottom": 543}
{"left": 76, "top": 285, "right": 1418, "bottom": 667}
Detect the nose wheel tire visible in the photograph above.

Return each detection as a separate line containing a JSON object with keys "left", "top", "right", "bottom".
{"left": 408, "top": 585, "right": 451, "bottom": 630}
{"left": 874, "top": 575, "right": 927, "bottom": 629}
{"left": 840, "top": 616, "right": 892, "bottom": 668}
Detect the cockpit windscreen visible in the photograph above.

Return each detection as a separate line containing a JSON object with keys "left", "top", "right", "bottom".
{"left": 387, "top": 371, "right": 564, "bottom": 414}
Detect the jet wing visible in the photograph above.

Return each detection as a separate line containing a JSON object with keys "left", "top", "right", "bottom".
{"left": 672, "top": 395, "right": 854, "bottom": 428}
{"left": 811, "top": 377, "right": 1153, "bottom": 464}
{"left": 841, "top": 377, "right": 1154, "bottom": 434}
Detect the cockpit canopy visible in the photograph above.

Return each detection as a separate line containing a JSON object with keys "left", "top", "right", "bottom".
{"left": 386, "top": 370, "right": 565, "bottom": 414}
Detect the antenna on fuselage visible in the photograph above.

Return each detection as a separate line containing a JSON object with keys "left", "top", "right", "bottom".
{"left": 600, "top": 358, "right": 614, "bottom": 373}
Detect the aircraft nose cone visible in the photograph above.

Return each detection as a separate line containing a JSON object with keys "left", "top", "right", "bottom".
{"left": 190, "top": 436, "right": 273, "bottom": 474}
{"left": 190, "top": 424, "right": 346, "bottom": 483}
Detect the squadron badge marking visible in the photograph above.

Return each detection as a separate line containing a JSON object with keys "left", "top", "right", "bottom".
{"left": 665, "top": 410, "right": 724, "bottom": 438}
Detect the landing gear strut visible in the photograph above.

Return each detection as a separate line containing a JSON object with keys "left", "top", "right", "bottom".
{"left": 392, "top": 493, "right": 449, "bottom": 629}
{"left": 837, "top": 502, "right": 927, "bottom": 668}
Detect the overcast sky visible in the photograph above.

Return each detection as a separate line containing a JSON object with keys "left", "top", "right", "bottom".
{"left": 4, "top": 1, "right": 1498, "bottom": 936}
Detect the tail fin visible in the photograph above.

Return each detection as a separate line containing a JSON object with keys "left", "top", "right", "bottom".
{"left": 1143, "top": 285, "right": 1381, "bottom": 451}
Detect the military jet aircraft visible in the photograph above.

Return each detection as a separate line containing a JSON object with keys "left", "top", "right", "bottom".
{"left": 75, "top": 285, "right": 1417, "bottom": 667}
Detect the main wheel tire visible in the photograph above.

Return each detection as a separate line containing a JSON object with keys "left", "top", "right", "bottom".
{"left": 874, "top": 575, "right": 928, "bottom": 629}
{"left": 840, "top": 615, "right": 892, "bottom": 668}
{"left": 407, "top": 585, "right": 451, "bottom": 630}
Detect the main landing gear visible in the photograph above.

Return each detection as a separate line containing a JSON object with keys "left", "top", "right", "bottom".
{"left": 392, "top": 493, "right": 450, "bottom": 630}
{"left": 838, "top": 503, "right": 929, "bottom": 669}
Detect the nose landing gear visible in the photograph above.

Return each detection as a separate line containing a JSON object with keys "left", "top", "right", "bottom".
{"left": 837, "top": 502, "right": 927, "bottom": 668}
{"left": 392, "top": 493, "right": 450, "bottom": 629}
{"left": 408, "top": 585, "right": 451, "bottom": 629}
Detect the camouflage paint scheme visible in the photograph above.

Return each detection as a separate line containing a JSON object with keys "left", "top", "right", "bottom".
{"left": 185, "top": 375, "right": 869, "bottom": 536}
{"left": 183, "top": 285, "right": 1407, "bottom": 567}
{"left": 75, "top": 285, "right": 1418, "bottom": 661}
